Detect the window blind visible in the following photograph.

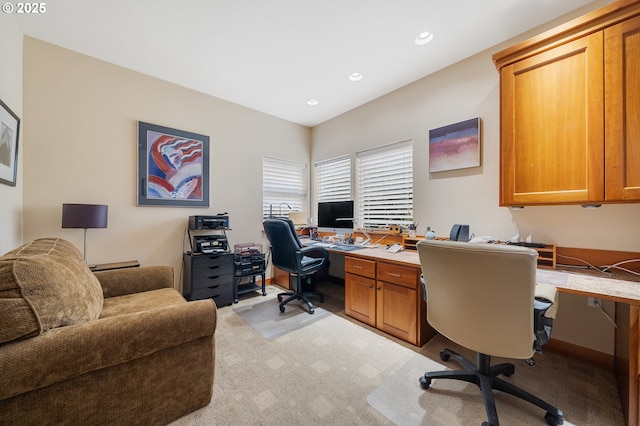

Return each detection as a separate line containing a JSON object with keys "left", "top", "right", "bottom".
{"left": 314, "top": 155, "right": 352, "bottom": 223}
{"left": 356, "top": 140, "right": 413, "bottom": 229}
{"left": 262, "top": 157, "right": 307, "bottom": 219}
{"left": 314, "top": 155, "right": 351, "bottom": 202}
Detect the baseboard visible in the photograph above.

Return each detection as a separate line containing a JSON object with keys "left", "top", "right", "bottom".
{"left": 545, "top": 338, "right": 614, "bottom": 370}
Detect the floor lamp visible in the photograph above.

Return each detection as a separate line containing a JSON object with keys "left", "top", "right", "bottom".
{"left": 61, "top": 203, "right": 108, "bottom": 262}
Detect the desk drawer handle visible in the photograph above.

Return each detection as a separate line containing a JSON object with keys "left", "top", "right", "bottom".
{"left": 387, "top": 272, "right": 401, "bottom": 277}
{"left": 352, "top": 265, "right": 364, "bottom": 269}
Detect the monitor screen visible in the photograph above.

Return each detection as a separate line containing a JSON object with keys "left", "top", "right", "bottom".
{"left": 317, "top": 200, "right": 354, "bottom": 234}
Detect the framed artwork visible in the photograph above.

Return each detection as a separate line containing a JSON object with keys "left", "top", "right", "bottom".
{"left": 429, "top": 117, "right": 481, "bottom": 173}
{"left": 0, "top": 99, "right": 20, "bottom": 186}
{"left": 137, "top": 121, "right": 210, "bottom": 207}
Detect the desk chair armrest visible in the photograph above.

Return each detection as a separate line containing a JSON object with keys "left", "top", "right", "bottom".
{"left": 533, "top": 283, "right": 558, "bottom": 353}
{"left": 295, "top": 246, "right": 330, "bottom": 275}
{"left": 297, "top": 245, "right": 329, "bottom": 262}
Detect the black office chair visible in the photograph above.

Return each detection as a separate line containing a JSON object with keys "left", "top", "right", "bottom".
{"left": 416, "top": 239, "right": 564, "bottom": 426}
{"left": 263, "top": 219, "right": 330, "bottom": 314}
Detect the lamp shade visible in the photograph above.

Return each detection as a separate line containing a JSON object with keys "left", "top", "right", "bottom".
{"left": 62, "top": 204, "right": 108, "bottom": 229}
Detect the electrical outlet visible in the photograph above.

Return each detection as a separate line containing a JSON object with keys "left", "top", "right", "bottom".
{"left": 587, "top": 297, "right": 603, "bottom": 308}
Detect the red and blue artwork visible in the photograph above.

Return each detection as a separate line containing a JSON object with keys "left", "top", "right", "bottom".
{"left": 146, "top": 131, "right": 203, "bottom": 200}
{"left": 429, "top": 117, "right": 480, "bottom": 173}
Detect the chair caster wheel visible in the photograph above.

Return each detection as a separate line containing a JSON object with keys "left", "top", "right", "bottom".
{"left": 545, "top": 411, "right": 564, "bottom": 425}
{"left": 277, "top": 295, "right": 283, "bottom": 302}
{"left": 419, "top": 376, "right": 431, "bottom": 389}
{"left": 319, "top": 296, "right": 324, "bottom": 303}
{"left": 439, "top": 351, "right": 450, "bottom": 362}
{"left": 504, "top": 365, "right": 515, "bottom": 377}
{"left": 279, "top": 305, "right": 285, "bottom": 313}
{"left": 309, "top": 308, "right": 315, "bottom": 314}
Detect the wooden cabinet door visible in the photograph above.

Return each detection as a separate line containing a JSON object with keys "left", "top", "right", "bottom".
{"left": 345, "top": 273, "right": 376, "bottom": 326}
{"left": 500, "top": 33, "right": 605, "bottom": 205}
{"left": 605, "top": 15, "right": 640, "bottom": 201}
{"left": 376, "top": 281, "right": 418, "bottom": 345}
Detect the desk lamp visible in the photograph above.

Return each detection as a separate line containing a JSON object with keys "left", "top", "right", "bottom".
{"left": 61, "top": 203, "right": 108, "bottom": 262}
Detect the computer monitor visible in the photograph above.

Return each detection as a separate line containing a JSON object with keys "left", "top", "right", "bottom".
{"left": 317, "top": 200, "right": 354, "bottom": 238}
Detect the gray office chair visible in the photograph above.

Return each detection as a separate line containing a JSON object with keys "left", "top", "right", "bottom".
{"left": 263, "top": 219, "right": 329, "bottom": 314}
{"left": 416, "top": 239, "right": 564, "bottom": 426}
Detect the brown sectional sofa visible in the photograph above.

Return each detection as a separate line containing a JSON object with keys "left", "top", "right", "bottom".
{"left": 0, "top": 238, "right": 217, "bottom": 425}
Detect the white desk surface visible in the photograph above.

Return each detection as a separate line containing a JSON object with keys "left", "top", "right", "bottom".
{"left": 322, "top": 244, "right": 640, "bottom": 305}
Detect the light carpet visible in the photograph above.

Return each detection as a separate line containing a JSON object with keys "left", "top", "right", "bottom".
{"left": 171, "top": 282, "right": 625, "bottom": 425}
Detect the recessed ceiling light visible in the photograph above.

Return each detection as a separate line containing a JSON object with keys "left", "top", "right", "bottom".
{"left": 349, "top": 72, "right": 363, "bottom": 82}
{"left": 307, "top": 99, "right": 319, "bottom": 106}
{"left": 415, "top": 31, "right": 434, "bottom": 46}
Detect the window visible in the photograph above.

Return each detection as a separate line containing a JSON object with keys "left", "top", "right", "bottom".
{"left": 314, "top": 155, "right": 352, "bottom": 218}
{"left": 262, "top": 157, "right": 308, "bottom": 219}
{"left": 356, "top": 140, "right": 413, "bottom": 229}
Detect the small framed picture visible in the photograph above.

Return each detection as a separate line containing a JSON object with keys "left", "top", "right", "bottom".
{"left": 429, "top": 117, "right": 481, "bottom": 173}
{"left": 137, "top": 121, "right": 210, "bottom": 207}
{"left": 0, "top": 99, "right": 20, "bottom": 186}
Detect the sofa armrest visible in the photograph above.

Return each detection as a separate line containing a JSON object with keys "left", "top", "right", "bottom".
{"left": 95, "top": 266, "right": 174, "bottom": 297}
{"left": 0, "top": 297, "right": 216, "bottom": 401}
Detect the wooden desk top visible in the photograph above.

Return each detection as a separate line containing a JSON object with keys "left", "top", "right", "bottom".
{"left": 326, "top": 244, "right": 640, "bottom": 305}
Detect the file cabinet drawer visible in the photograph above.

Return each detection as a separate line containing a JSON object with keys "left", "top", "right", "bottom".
{"left": 192, "top": 285, "right": 234, "bottom": 307}
{"left": 191, "top": 254, "right": 234, "bottom": 278}
{"left": 192, "top": 274, "right": 234, "bottom": 290}
{"left": 345, "top": 256, "right": 376, "bottom": 279}
{"left": 377, "top": 261, "right": 419, "bottom": 289}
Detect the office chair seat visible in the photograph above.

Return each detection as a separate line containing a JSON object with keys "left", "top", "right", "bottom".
{"left": 417, "top": 239, "right": 564, "bottom": 426}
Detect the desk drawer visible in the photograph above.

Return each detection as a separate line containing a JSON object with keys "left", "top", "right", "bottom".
{"left": 377, "top": 262, "right": 418, "bottom": 289}
{"left": 345, "top": 256, "right": 376, "bottom": 279}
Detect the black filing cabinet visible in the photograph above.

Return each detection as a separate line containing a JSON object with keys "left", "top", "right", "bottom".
{"left": 183, "top": 252, "right": 234, "bottom": 306}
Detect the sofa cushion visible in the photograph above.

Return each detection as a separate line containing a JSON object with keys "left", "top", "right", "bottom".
{"left": 0, "top": 238, "right": 104, "bottom": 345}
{"left": 100, "top": 287, "right": 186, "bottom": 318}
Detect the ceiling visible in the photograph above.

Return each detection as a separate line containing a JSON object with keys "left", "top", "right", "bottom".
{"left": 15, "top": 0, "right": 603, "bottom": 127}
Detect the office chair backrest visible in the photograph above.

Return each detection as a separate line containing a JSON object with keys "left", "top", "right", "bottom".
{"left": 417, "top": 239, "right": 537, "bottom": 359}
{"left": 263, "top": 219, "right": 303, "bottom": 274}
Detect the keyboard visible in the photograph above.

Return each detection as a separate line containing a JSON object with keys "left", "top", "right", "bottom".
{"left": 507, "top": 241, "right": 546, "bottom": 248}
{"left": 312, "top": 242, "right": 335, "bottom": 248}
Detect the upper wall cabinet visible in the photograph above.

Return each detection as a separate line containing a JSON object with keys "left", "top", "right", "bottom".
{"left": 493, "top": 0, "right": 640, "bottom": 206}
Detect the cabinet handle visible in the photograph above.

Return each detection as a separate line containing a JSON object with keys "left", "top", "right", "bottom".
{"left": 369, "top": 285, "right": 374, "bottom": 289}
{"left": 387, "top": 272, "right": 401, "bottom": 277}
{"left": 352, "top": 265, "right": 364, "bottom": 269}
{"left": 377, "top": 286, "right": 382, "bottom": 291}
{"left": 208, "top": 265, "right": 220, "bottom": 270}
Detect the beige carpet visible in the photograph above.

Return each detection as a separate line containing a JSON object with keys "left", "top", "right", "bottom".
{"left": 171, "top": 281, "right": 625, "bottom": 425}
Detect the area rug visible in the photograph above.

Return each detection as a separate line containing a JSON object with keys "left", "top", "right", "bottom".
{"left": 233, "top": 297, "right": 331, "bottom": 339}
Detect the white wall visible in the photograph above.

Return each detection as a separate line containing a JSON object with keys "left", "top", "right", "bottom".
{"left": 311, "top": 2, "right": 639, "bottom": 354}
{"left": 0, "top": 14, "right": 23, "bottom": 252}
{"left": 22, "top": 37, "right": 311, "bottom": 287}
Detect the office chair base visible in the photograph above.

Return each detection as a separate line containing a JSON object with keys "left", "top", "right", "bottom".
{"left": 419, "top": 349, "right": 564, "bottom": 426}
{"left": 277, "top": 291, "right": 324, "bottom": 314}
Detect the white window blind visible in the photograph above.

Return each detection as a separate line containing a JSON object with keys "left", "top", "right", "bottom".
{"left": 262, "top": 157, "right": 308, "bottom": 219}
{"left": 356, "top": 140, "right": 413, "bottom": 229}
{"left": 314, "top": 155, "right": 352, "bottom": 223}
{"left": 314, "top": 155, "right": 351, "bottom": 203}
